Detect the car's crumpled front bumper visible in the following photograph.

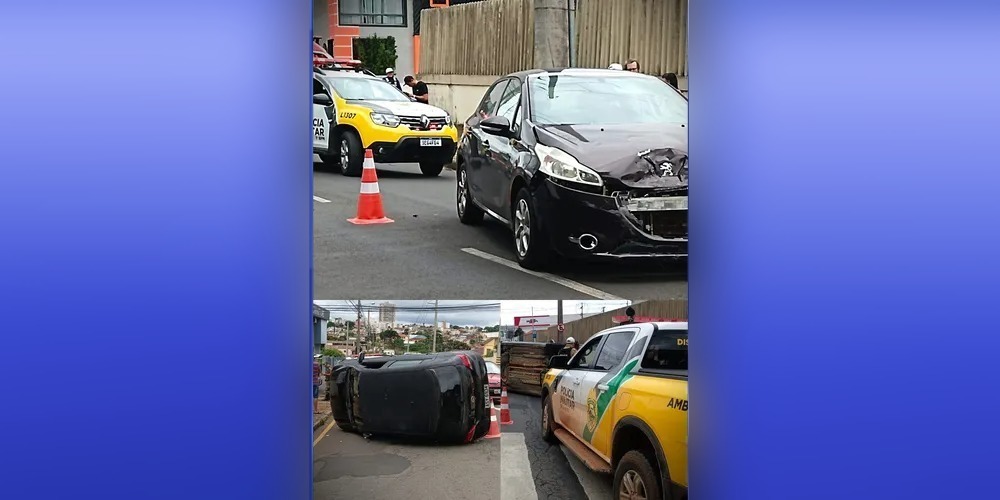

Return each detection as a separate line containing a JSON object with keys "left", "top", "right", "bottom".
{"left": 531, "top": 178, "right": 688, "bottom": 259}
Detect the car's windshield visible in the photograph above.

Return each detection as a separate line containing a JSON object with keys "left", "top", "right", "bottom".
{"left": 326, "top": 76, "right": 410, "bottom": 102}
{"left": 485, "top": 361, "right": 500, "bottom": 374}
{"left": 528, "top": 74, "right": 687, "bottom": 126}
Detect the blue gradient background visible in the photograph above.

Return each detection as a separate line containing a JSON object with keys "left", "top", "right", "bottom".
{"left": 1, "top": 1, "right": 999, "bottom": 500}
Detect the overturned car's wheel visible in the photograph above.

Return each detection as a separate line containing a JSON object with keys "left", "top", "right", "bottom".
{"left": 512, "top": 187, "right": 551, "bottom": 269}
{"left": 336, "top": 421, "right": 358, "bottom": 433}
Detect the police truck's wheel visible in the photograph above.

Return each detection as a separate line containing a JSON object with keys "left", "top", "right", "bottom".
{"left": 614, "top": 451, "right": 663, "bottom": 500}
{"left": 513, "top": 187, "right": 550, "bottom": 270}
{"left": 541, "top": 395, "right": 557, "bottom": 444}
{"left": 339, "top": 131, "right": 364, "bottom": 177}
{"left": 457, "top": 162, "right": 484, "bottom": 224}
{"left": 419, "top": 161, "right": 444, "bottom": 177}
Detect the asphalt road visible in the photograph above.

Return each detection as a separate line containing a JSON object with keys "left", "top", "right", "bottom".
{"left": 313, "top": 419, "right": 500, "bottom": 500}
{"left": 503, "top": 392, "right": 612, "bottom": 500}
{"left": 314, "top": 159, "right": 687, "bottom": 300}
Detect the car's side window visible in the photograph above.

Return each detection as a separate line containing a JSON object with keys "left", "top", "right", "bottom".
{"left": 313, "top": 77, "right": 327, "bottom": 97}
{"left": 477, "top": 79, "right": 510, "bottom": 119}
{"left": 593, "top": 331, "right": 637, "bottom": 371}
{"left": 568, "top": 336, "right": 604, "bottom": 370}
{"left": 642, "top": 330, "right": 688, "bottom": 371}
{"left": 496, "top": 80, "right": 521, "bottom": 124}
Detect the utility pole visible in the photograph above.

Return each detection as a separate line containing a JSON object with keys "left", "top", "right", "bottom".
{"left": 556, "top": 300, "right": 563, "bottom": 343}
{"left": 432, "top": 299, "right": 439, "bottom": 353}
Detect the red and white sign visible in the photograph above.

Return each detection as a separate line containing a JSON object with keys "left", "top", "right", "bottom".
{"left": 513, "top": 315, "right": 554, "bottom": 329}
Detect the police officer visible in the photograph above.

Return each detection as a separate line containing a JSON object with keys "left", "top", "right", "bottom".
{"left": 383, "top": 68, "right": 402, "bottom": 91}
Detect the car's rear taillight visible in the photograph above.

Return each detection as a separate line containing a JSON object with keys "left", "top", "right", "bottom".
{"left": 457, "top": 354, "right": 473, "bottom": 370}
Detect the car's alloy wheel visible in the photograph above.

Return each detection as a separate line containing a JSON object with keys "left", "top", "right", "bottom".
{"left": 458, "top": 169, "right": 468, "bottom": 215}
{"left": 340, "top": 139, "right": 350, "bottom": 168}
{"left": 619, "top": 470, "right": 648, "bottom": 500}
{"left": 514, "top": 198, "right": 531, "bottom": 258}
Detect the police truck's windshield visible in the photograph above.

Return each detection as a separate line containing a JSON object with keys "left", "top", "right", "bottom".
{"left": 529, "top": 74, "right": 687, "bottom": 126}
{"left": 327, "top": 77, "right": 411, "bottom": 102}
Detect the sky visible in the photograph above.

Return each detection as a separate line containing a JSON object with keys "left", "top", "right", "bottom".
{"left": 500, "top": 300, "right": 633, "bottom": 325}
{"left": 315, "top": 300, "right": 501, "bottom": 327}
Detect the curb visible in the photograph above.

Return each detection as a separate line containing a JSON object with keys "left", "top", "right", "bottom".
{"left": 313, "top": 412, "right": 333, "bottom": 431}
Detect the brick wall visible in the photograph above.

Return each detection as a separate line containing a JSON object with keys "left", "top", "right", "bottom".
{"left": 327, "top": 0, "right": 360, "bottom": 59}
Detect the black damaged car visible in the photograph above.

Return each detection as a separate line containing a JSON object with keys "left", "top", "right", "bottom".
{"left": 456, "top": 68, "right": 688, "bottom": 269}
{"left": 328, "top": 351, "right": 493, "bottom": 443}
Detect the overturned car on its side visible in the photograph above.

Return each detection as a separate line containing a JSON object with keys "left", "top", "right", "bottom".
{"left": 456, "top": 68, "right": 688, "bottom": 269}
{"left": 328, "top": 351, "right": 494, "bottom": 444}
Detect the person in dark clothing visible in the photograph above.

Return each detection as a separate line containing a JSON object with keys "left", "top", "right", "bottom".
{"left": 383, "top": 67, "right": 402, "bottom": 91}
{"left": 661, "top": 73, "right": 679, "bottom": 89}
{"left": 404, "top": 75, "right": 430, "bottom": 103}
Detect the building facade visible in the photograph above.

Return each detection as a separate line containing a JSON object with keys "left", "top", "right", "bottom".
{"left": 312, "top": 0, "right": 486, "bottom": 78}
{"left": 378, "top": 301, "right": 396, "bottom": 324}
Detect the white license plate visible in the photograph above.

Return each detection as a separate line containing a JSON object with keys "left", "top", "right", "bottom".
{"left": 420, "top": 138, "right": 442, "bottom": 147}
{"left": 627, "top": 196, "right": 688, "bottom": 212}
{"left": 484, "top": 384, "right": 490, "bottom": 409}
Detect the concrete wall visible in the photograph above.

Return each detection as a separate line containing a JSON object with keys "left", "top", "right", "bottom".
{"left": 421, "top": 74, "right": 495, "bottom": 122}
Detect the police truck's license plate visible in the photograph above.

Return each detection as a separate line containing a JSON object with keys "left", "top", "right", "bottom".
{"left": 420, "top": 138, "right": 442, "bottom": 147}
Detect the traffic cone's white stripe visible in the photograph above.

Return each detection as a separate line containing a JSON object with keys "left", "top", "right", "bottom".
{"left": 501, "top": 403, "right": 508, "bottom": 409}
{"left": 363, "top": 162, "right": 375, "bottom": 169}
{"left": 360, "top": 183, "right": 380, "bottom": 194}
{"left": 491, "top": 414, "right": 497, "bottom": 421}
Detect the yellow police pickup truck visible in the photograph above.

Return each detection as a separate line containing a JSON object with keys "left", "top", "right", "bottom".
{"left": 540, "top": 322, "right": 688, "bottom": 500}
{"left": 312, "top": 68, "right": 458, "bottom": 177}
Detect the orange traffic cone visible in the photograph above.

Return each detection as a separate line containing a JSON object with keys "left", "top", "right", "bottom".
{"left": 499, "top": 387, "right": 513, "bottom": 425}
{"left": 484, "top": 405, "right": 501, "bottom": 439}
{"left": 347, "top": 149, "right": 393, "bottom": 225}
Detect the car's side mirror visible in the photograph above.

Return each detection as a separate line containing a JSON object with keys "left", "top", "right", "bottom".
{"left": 313, "top": 93, "right": 333, "bottom": 106}
{"left": 548, "top": 354, "right": 569, "bottom": 369}
{"left": 480, "top": 115, "right": 515, "bottom": 138}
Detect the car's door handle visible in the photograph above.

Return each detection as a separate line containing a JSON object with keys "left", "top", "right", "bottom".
{"left": 597, "top": 384, "right": 609, "bottom": 391}
{"left": 572, "top": 378, "right": 581, "bottom": 385}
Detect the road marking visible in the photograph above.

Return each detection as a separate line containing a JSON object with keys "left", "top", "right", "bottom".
{"left": 314, "top": 418, "right": 337, "bottom": 447}
{"left": 561, "top": 444, "right": 613, "bottom": 500}
{"left": 313, "top": 195, "right": 331, "bottom": 203}
{"left": 501, "top": 432, "right": 540, "bottom": 500}
{"left": 460, "top": 248, "right": 624, "bottom": 300}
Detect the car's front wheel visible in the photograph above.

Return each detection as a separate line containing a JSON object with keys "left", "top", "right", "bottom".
{"left": 512, "top": 187, "right": 551, "bottom": 269}
{"left": 457, "top": 162, "right": 484, "bottom": 224}
{"left": 419, "top": 161, "right": 444, "bottom": 177}
{"left": 541, "top": 394, "right": 557, "bottom": 444}
{"left": 339, "top": 131, "right": 364, "bottom": 177}
{"left": 613, "top": 450, "right": 663, "bottom": 500}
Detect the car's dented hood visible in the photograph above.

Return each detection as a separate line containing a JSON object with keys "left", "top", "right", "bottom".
{"left": 534, "top": 123, "right": 688, "bottom": 190}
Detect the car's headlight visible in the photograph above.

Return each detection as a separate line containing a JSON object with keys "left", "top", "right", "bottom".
{"left": 370, "top": 112, "right": 400, "bottom": 128}
{"left": 534, "top": 144, "right": 603, "bottom": 187}
{"left": 444, "top": 113, "right": 453, "bottom": 126}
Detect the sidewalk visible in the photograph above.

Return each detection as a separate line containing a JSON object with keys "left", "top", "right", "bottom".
{"left": 314, "top": 398, "right": 333, "bottom": 431}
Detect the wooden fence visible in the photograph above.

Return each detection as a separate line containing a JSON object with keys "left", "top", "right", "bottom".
{"left": 531, "top": 299, "right": 688, "bottom": 344}
{"left": 575, "top": 0, "right": 688, "bottom": 76}
{"left": 420, "top": 0, "right": 535, "bottom": 76}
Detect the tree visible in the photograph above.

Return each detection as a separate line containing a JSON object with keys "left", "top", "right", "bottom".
{"left": 379, "top": 329, "right": 398, "bottom": 341}
{"left": 322, "top": 348, "right": 345, "bottom": 358}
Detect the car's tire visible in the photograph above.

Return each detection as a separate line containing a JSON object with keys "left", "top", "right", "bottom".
{"left": 336, "top": 421, "right": 358, "bottom": 433}
{"left": 338, "top": 131, "right": 364, "bottom": 177}
{"left": 614, "top": 450, "right": 664, "bottom": 500}
{"left": 541, "top": 394, "right": 557, "bottom": 444}
{"left": 419, "top": 161, "right": 445, "bottom": 177}
{"left": 512, "top": 187, "right": 551, "bottom": 269}
{"left": 456, "top": 162, "right": 484, "bottom": 225}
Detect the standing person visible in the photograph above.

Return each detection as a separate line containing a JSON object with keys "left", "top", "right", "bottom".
{"left": 661, "top": 72, "right": 679, "bottom": 89}
{"left": 404, "top": 75, "right": 429, "bottom": 103}
{"left": 624, "top": 59, "right": 640, "bottom": 73}
{"left": 312, "top": 354, "right": 323, "bottom": 413}
{"left": 383, "top": 68, "right": 402, "bottom": 91}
